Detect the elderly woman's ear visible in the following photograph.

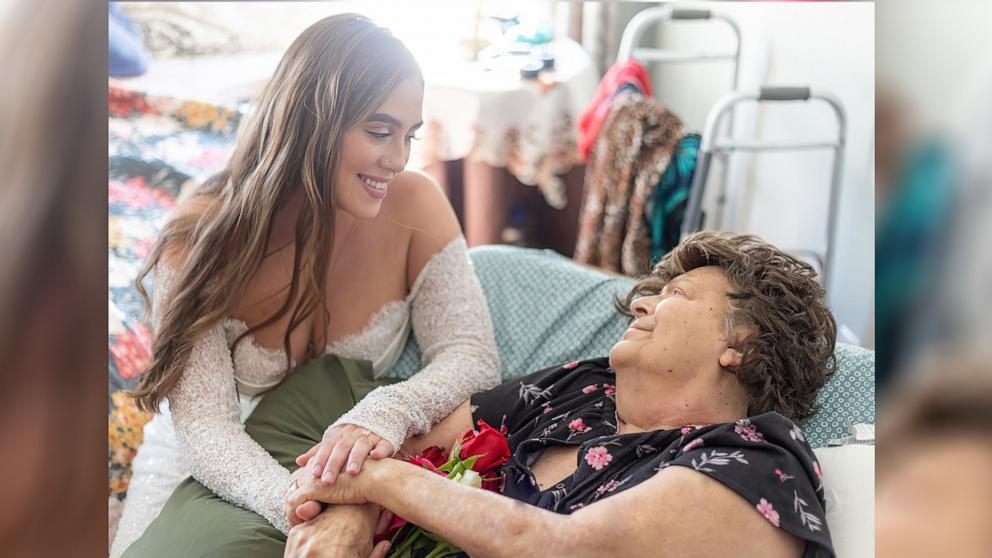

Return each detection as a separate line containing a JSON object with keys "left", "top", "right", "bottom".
{"left": 719, "top": 326, "right": 751, "bottom": 369}
{"left": 719, "top": 347, "right": 744, "bottom": 368}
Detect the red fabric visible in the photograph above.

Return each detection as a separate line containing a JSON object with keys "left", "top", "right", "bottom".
{"left": 577, "top": 59, "right": 652, "bottom": 161}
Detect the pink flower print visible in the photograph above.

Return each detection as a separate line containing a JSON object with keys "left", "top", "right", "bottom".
{"left": 595, "top": 479, "right": 620, "bottom": 495}
{"left": 110, "top": 324, "right": 154, "bottom": 379}
{"left": 735, "top": 423, "right": 765, "bottom": 443}
{"left": 584, "top": 446, "right": 613, "bottom": 471}
{"left": 813, "top": 461, "right": 823, "bottom": 480}
{"left": 133, "top": 238, "right": 155, "bottom": 258}
{"left": 680, "top": 426, "right": 693, "bottom": 435}
{"left": 562, "top": 360, "right": 580, "bottom": 369}
{"left": 756, "top": 498, "right": 780, "bottom": 527}
{"left": 682, "top": 438, "right": 704, "bottom": 452}
{"left": 603, "top": 383, "right": 616, "bottom": 395}
{"left": 108, "top": 177, "right": 176, "bottom": 210}
{"left": 774, "top": 468, "right": 794, "bottom": 482}
{"left": 582, "top": 385, "right": 599, "bottom": 394}
{"left": 188, "top": 147, "right": 232, "bottom": 169}
{"left": 542, "top": 402, "right": 554, "bottom": 414}
{"left": 569, "top": 418, "right": 591, "bottom": 433}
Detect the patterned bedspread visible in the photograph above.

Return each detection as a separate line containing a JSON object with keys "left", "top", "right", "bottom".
{"left": 108, "top": 84, "right": 241, "bottom": 504}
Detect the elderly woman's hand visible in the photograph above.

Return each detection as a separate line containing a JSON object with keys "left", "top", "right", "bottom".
{"left": 296, "top": 424, "right": 394, "bottom": 484}
{"left": 286, "top": 458, "right": 381, "bottom": 525}
{"left": 284, "top": 503, "right": 391, "bottom": 558}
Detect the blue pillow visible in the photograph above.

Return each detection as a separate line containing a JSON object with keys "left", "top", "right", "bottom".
{"left": 388, "top": 245, "right": 874, "bottom": 448}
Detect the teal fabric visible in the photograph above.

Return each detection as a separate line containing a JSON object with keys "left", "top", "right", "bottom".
{"left": 875, "top": 139, "right": 955, "bottom": 389}
{"left": 804, "top": 343, "right": 876, "bottom": 448}
{"left": 387, "top": 246, "right": 633, "bottom": 381}
{"left": 388, "top": 245, "right": 874, "bottom": 448}
{"left": 647, "top": 133, "right": 700, "bottom": 263}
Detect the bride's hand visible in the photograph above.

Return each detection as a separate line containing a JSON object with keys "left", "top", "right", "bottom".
{"left": 295, "top": 424, "right": 394, "bottom": 484}
{"left": 285, "top": 468, "right": 323, "bottom": 527}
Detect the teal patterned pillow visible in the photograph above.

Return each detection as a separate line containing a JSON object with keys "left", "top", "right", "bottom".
{"left": 388, "top": 245, "right": 874, "bottom": 448}
{"left": 804, "top": 343, "right": 876, "bottom": 448}
{"left": 387, "top": 246, "right": 632, "bottom": 380}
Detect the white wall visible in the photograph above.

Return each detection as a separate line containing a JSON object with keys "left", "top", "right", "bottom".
{"left": 633, "top": 2, "right": 874, "bottom": 347}
{"left": 877, "top": 0, "right": 992, "bottom": 135}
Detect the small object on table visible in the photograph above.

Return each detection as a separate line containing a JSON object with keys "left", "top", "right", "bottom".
{"left": 519, "top": 61, "right": 543, "bottom": 80}
{"left": 538, "top": 51, "right": 556, "bottom": 70}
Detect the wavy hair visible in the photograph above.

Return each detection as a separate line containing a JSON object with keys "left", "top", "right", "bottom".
{"left": 130, "top": 14, "right": 422, "bottom": 413}
{"left": 616, "top": 231, "right": 837, "bottom": 420}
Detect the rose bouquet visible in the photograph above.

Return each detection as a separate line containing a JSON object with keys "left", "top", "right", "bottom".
{"left": 380, "top": 420, "right": 511, "bottom": 558}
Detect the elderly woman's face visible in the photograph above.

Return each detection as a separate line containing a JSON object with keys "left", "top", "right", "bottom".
{"left": 610, "top": 266, "right": 737, "bottom": 377}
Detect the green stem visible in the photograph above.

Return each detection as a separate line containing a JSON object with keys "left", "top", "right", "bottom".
{"left": 421, "top": 532, "right": 447, "bottom": 543}
{"left": 388, "top": 526, "right": 424, "bottom": 557}
{"left": 389, "top": 523, "right": 414, "bottom": 546}
{"left": 423, "top": 542, "right": 455, "bottom": 558}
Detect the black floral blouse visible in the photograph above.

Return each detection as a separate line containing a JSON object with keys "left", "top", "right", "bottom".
{"left": 470, "top": 358, "right": 834, "bottom": 558}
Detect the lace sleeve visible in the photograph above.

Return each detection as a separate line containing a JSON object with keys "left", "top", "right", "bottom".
{"left": 329, "top": 237, "right": 501, "bottom": 449}
{"left": 153, "top": 267, "right": 292, "bottom": 534}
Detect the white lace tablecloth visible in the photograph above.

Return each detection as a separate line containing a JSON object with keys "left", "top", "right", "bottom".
{"left": 412, "top": 39, "right": 597, "bottom": 209}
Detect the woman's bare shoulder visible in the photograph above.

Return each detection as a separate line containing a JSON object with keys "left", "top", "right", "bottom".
{"left": 383, "top": 170, "right": 463, "bottom": 285}
{"left": 384, "top": 170, "right": 452, "bottom": 220}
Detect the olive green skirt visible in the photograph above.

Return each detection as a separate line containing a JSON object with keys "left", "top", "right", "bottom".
{"left": 123, "top": 355, "right": 397, "bottom": 558}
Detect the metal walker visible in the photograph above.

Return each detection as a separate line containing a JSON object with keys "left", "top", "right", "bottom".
{"left": 618, "top": 4, "right": 848, "bottom": 291}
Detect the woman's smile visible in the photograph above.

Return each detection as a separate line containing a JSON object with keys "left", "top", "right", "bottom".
{"left": 357, "top": 173, "right": 389, "bottom": 199}
{"left": 622, "top": 323, "right": 652, "bottom": 340}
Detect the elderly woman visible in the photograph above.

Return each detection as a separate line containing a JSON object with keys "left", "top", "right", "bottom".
{"left": 285, "top": 232, "right": 837, "bottom": 558}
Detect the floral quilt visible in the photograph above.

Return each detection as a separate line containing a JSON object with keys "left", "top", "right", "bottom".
{"left": 108, "top": 84, "right": 241, "bottom": 506}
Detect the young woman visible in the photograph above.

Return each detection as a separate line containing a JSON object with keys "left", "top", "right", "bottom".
{"left": 110, "top": 14, "right": 500, "bottom": 557}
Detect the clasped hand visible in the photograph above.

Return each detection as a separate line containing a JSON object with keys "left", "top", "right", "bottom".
{"left": 285, "top": 459, "right": 381, "bottom": 527}
{"left": 296, "top": 423, "right": 394, "bottom": 484}
{"left": 283, "top": 463, "right": 392, "bottom": 558}
{"left": 283, "top": 500, "right": 394, "bottom": 558}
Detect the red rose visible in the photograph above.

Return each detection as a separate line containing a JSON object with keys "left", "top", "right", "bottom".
{"left": 421, "top": 445, "right": 450, "bottom": 469}
{"left": 458, "top": 420, "right": 511, "bottom": 474}
{"left": 380, "top": 422, "right": 511, "bottom": 549}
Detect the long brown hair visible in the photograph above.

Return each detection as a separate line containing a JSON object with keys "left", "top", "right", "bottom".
{"left": 131, "top": 14, "right": 422, "bottom": 413}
